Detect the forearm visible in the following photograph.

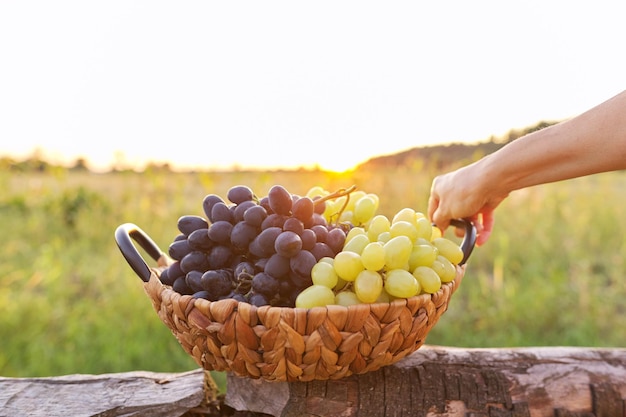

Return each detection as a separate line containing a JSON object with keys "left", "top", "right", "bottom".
{"left": 480, "top": 90, "right": 626, "bottom": 197}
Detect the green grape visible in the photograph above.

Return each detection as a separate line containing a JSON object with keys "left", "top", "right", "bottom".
{"left": 295, "top": 285, "right": 336, "bottom": 308}
{"left": 354, "top": 270, "right": 383, "bottom": 303}
{"left": 432, "top": 255, "right": 457, "bottom": 283}
{"left": 345, "top": 226, "right": 366, "bottom": 243}
{"left": 344, "top": 190, "right": 367, "bottom": 213}
{"left": 432, "top": 237, "right": 464, "bottom": 265}
{"left": 311, "top": 261, "right": 339, "bottom": 289}
{"left": 338, "top": 210, "right": 353, "bottom": 224}
{"left": 305, "top": 186, "right": 328, "bottom": 199}
{"left": 383, "top": 235, "right": 413, "bottom": 270}
{"left": 361, "top": 241, "right": 386, "bottom": 271}
{"left": 367, "top": 214, "right": 391, "bottom": 241}
{"left": 412, "top": 266, "right": 442, "bottom": 294}
{"left": 430, "top": 226, "right": 443, "bottom": 240}
{"left": 353, "top": 195, "right": 378, "bottom": 225}
{"left": 335, "top": 290, "right": 361, "bottom": 306}
{"left": 384, "top": 269, "right": 420, "bottom": 298}
{"left": 389, "top": 220, "right": 419, "bottom": 242}
{"left": 333, "top": 251, "right": 364, "bottom": 282}
{"left": 334, "top": 276, "right": 349, "bottom": 291}
{"left": 392, "top": 207, "right": 418, "bottom": 227}
{"left": 343, "top": 233, "right": 370, "bottom": 254}
{"left": 408, "top": 242, "right": 438, "bottom": 269}
{"left": 377, "top": 231, "right": 391, "bottom": 243}
{"left": 375, "top": 288, "right": 392, "bottom": 303}
{"left": 416, "top": 216, "right": 433, "bottom": 240}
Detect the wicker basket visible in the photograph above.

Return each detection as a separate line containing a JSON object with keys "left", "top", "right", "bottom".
{"left": 115, "top": 219, "right": 475, "bottom": 382}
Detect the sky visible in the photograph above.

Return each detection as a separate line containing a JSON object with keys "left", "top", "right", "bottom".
{"left": 1, "top": 1, "right": 625, "bottom": 172}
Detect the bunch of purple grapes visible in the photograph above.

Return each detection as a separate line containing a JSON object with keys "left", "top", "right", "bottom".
{"left": 158, "top": 185, "right": 348, "bottom": 307}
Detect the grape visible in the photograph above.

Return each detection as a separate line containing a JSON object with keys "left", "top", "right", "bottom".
{"left": 383, "top": 235, "right": 413, "bottom": 270}
{"left": 432, "top": 237, "right": 464, "bottom": 265}
{"left": 201, "top": 270, "right": 233, "bottom": 300}
{"left": 160, "top": 261, "right": 183, "bottom": 286}
{"left": 208, "top": 245, "right": 233, "bottom": 269}
{"left": 353, "top": 195, "right": 378, "bottom": 225}
{"left": 432, "top": 255, "right": 457, "bottom": 283}
{"left": 208, "top": 221, "right": 233, "bottom": 245}
{"left": 289, "top": 250, "right": 316, "bottom": 278}
{"left": 295, "top": 285, "right": 335, "bottom": 308}
{"left": 408, "top": 242, "right": 438, "bottom": 270}
{"left": 342, "top": 233, "right": 370, "bottom": 255}
{"left": 283, "top": 217, "right": 304, "bottom": 235}
{"left": 292, "top": 196, "right": 314, "bottom": 222}
{"left": 211, "top": 202, "right": 233, "bottom": 223}
{"left": 335, "top": 290, "right": 360, "bottom": 306}
{"left": 203, "top": 194, "right": 225, "bottom": 220}
{"left": 233, "top": 200, "right": 257, "bottom": 222}
{"left": 333, "top": 251, "right": 364, "bottom": 282}
{"left": 180, "top": 251, "right": 210, "bottom": 273}
{"left": 268, "top": 185, "right": 293, "bottom": 215}
{"left": 173, "top": 277, "right": 194, "bottom": 295}
{"left": 168, "top": 239, "right": 192, "bottom": 261}
{"left": 274, "top": 231, "right": 302, "bottom": 258}
{"left": 389, "top": 220, "right": 419, "bottom": 241}
{"left": 187, "top": 228, "right": 213, "bottom": 251}
{"left": 249, "top": 292, "right": 270, "bottom": 306}
{"left": 367, "top": 214, "right": 391, "bottom": 241}
{"left": 361, "top": 241, "right": 386, "bottom": 271}
{"left": 326, "top": 227, "right": 346, "bottom": 254}
{"left": 310, "top": 224, "right": 328, "bottom": 242}
{"left": 251, "top": 227, "right": 282, "bottom": 257}
{"left": 412, "top": 266, "right": 441, "bottom": 294}
{"left": 384, "top": 269, "right": 420, "bottom": 298}
{"left": 230, "top": 221, "right": 258, "bottom": 252}
{"left": 177, "top": 215, "right": 208, "bottom": 236}
{"left": 234, "top": 261, "right": 255, "bottom": 281}
{"left": 251, "top": 272, "right": 280, "bottom": 297}
{"left": 243, "top": 204, "right": 268, "bottom": 227}
{"left": 310, "top": 242, "right": 335, "bottom": 261}
{"left": 185, "top": 270, "right": 204, "bottom": 293}
{"left": 300, "top": 229, "right": 317, "bottom": 251}
{"left": 416, "top": 216, "right": 433, "bottom": 240}
{"left": 261, "top": 213, "right": 287, "bottom": 229}
{"left": 392, "top": 208, "right": 417, "bottom": 226}
{"left": 227, "top": 185, "right": 255, "bottom": 205}
{"left": 264, "top": 253, "right": 290, "bottom": 278}
{"left": 310, "top": 261, "right": 338, "bottom": 288}
{"left": 354, "top": 270, "right": 383, "bottom": 303}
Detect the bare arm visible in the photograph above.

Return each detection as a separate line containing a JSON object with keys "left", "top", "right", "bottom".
{"left": 428, "top": 89, "right": 626, "bottom": 245}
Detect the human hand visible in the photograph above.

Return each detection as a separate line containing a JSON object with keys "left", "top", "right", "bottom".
{"left": 428, "top": 164, "right": 506, "bottom": 246}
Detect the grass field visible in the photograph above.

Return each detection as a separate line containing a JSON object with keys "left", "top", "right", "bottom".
{"left": 2, "top": 164, "right": 625, "bottom": 385}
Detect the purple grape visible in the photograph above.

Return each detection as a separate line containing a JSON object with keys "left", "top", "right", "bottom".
{"left": 243, "top": 205, "right": 268, "bottom": 227}
{"left": 168, "top": 239, "right": 192, "bottom": 261}
{"left": 203, "top": 194, "right": 225, "bottom": 220}
{"left": 208, "top": 220, "right": 233, "bottom": 245}
{"left": 211, "top": 202, "right": 233, "bottom": 223}
{"left": 177, "top": 215, "right": 208, "bottom": 236}
{"left": 268, "top": 185, "right": 292, "bottom": 216}
{"left": 187, "top": 228, "right": 213, "bottom": 251}
{"left": 274, "top": 231, "right": 302, "bottom": 258}
{"left": 227, "top": 185, "right": 255, "bottom": 205}
{"left": 292, "top": 196, "right": 314, "bottom": 222}
{"left": 180, "top": 251, "right": 210, "bottom": 273}
{"left": 289, "top": 250, "right": 316, "bottom": 278}
{"left": 300, "top": 228, "right": 317, "bottom": 251}
{"left": 264, "top": 253, "right": 290, "bottom": 278}
{"left": 230, "top": 221, "right": 258, "bottom": 252}
{"left": 282, "top": 217, "right": 304, "bottom": 235}
{"left": 252, "top": 272, "right": 280, "bottom": 297}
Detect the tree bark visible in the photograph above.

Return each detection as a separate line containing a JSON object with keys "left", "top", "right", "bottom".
{"left": 1, "top": 346, "right": 625, "bottom": 417}
{"left": 225, "top": 345, "right": 626, "bottom": 417}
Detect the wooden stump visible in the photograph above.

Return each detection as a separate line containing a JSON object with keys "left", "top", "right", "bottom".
{"left": 1, "top": 346, "right": 625, "bottom": 417}
{"left": 225, "top": 345, "right": 626, "bottom": 417}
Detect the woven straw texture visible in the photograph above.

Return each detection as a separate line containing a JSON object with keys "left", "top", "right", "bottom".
{"left": 144, "top": 258, "right": 465, "bottom": 382}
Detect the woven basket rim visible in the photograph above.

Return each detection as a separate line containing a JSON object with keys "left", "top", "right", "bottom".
{"left": 147, "top": 263, "right": 465, "bottom": 317}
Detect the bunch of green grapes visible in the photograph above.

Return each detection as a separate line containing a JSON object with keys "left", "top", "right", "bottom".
{"left": 295, "top": 201, "right": 464, "bottom": 308}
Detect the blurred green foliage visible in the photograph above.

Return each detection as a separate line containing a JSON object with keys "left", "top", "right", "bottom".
{"left": 1, "top": 159, "right": 625, "bottom": 388}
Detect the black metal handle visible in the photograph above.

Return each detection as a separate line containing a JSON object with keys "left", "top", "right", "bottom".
{"left": 448, "top": 218, "right": 476, "bottom": 266}
{"left": 115, "top": 223, "right": 165, "bottom": 282}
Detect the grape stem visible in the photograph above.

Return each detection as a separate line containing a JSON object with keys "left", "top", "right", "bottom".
{"left": 314, "top": 185, "right": 358, "bottom": 227}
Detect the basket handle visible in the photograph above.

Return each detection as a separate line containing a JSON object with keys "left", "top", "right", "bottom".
{"left": 115, "top": 223, "right": 165, "bottom": 282}
{"left": 448, "top": 218, "right": 476, "bottom": 266}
